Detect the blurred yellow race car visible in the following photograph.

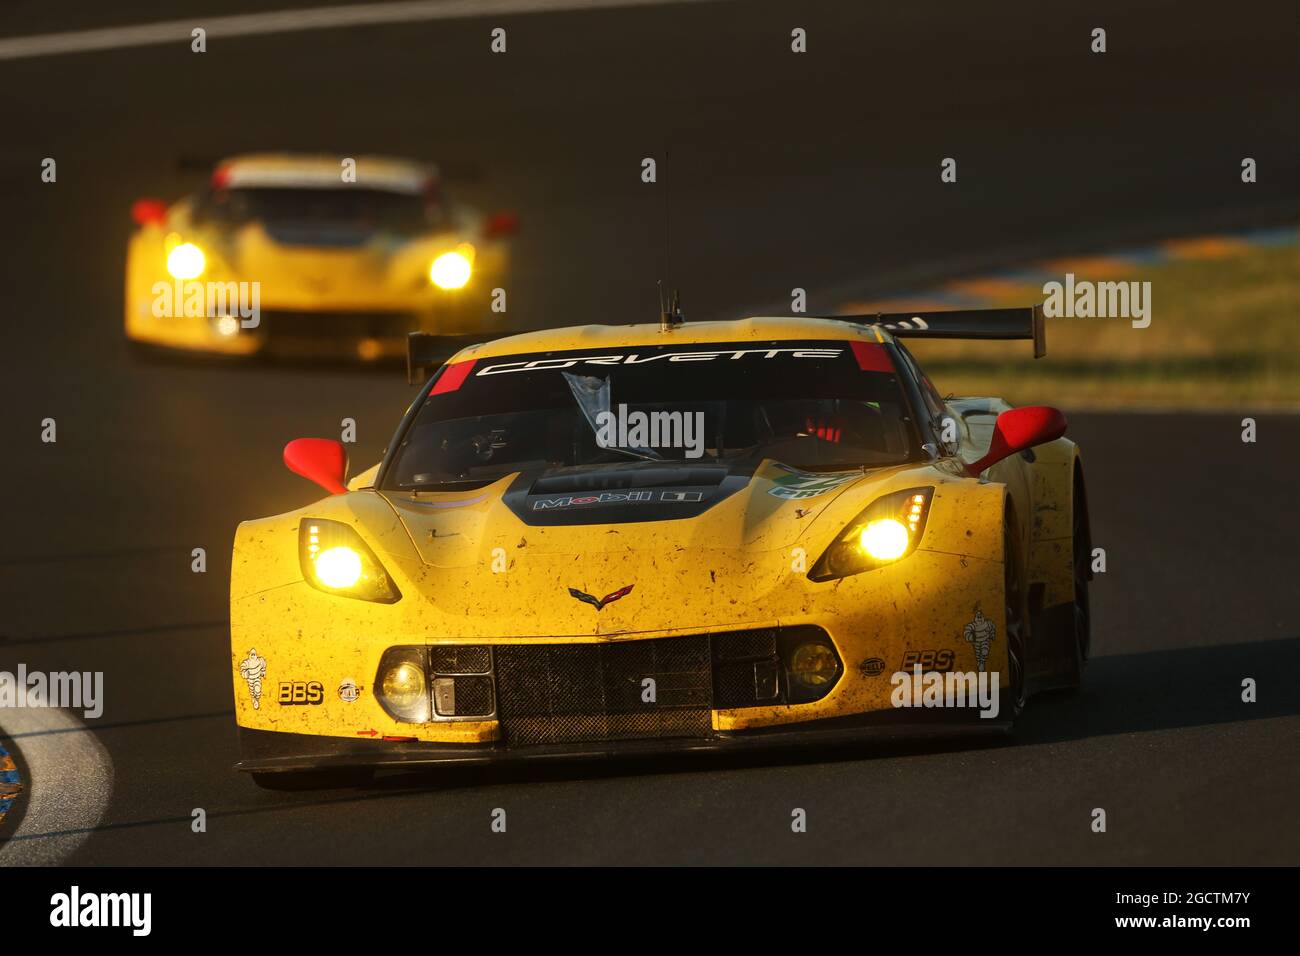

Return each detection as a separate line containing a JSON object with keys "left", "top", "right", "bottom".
{"left": 230, "top": 305, "right": 1092, "bottom": 788}
{"left": 124, "top": 153, "right": 516, "bottom": 360}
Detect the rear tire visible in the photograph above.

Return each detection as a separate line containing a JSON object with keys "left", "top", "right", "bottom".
{"left": 1003, "top": 511, "right": 1029, "bottom": 719}
{"left": 1062, "top": 478, "right": 1092, "bottom": 689}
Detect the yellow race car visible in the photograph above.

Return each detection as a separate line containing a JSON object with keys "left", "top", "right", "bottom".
{"left": 230, "top": 306, "right": 1091, "bottom": 787}
{"left": 125, "top": 153, "right": 515, "bottom": 360}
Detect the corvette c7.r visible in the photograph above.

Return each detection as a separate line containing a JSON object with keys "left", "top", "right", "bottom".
{"left": 228, "top": 308, "right": 1090, "bottom": 787}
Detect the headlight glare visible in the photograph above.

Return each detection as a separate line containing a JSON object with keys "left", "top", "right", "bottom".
{"left": 809, "top": 487, "right": 934, "bottom": 581}
{"left": 299, "top": 519, "right": 400, "bottom": 603}
{"left": 314, "top": 546, "right": 363, "bottom": 588}
{"left": 166, "top": 242, "right": 205, "bottom": 279}
{"left": 429, "top": 246, "right": 474, "bottom": 289}
{"left": 860, "top": 519, "right": 910, "bottom": 561}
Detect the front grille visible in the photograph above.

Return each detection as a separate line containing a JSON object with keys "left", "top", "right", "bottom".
{"left": 260, "top": 309, "right": 417, "bottom": 340}
{"left": 449, "top": 675, "right": 494, "bottom": 717}
{"left": 713, "top": 627, "right": 782, "bottom": 709}
{"left": 430, "top": 646, "right": 492, "bottom": 674}
{"left": 494, "top": 637, "right": 713, "bottom": 746}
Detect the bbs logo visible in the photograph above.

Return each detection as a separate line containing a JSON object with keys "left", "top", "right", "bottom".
{"left": 278, "top": 681, "right": 324, "bottom": 705}
{"left": 901, "top": 650, "right": 955, "bottom": 672}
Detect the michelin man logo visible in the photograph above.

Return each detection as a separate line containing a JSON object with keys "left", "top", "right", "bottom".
{"left": 238, "top": 649, "right": 268, "bottom": 709}
{"left": 962, "top": 608, "right": 996, "bottom": 673}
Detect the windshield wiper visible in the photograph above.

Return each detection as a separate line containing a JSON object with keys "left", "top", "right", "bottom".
{"left": 562, "top": 372, "right": 663, "bottom": 462}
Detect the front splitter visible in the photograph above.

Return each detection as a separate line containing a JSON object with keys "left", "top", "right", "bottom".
{"left": 236, "top": 710, "right": 1010, "bottom": 774}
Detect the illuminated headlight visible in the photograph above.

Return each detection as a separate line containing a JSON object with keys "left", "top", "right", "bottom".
{"left": 859, "top": 519, "right": 910, "bottom": 561}
{"left": 429, "top": 247, "right": 473, "bottom": 289}
{"left": 299, "top": 519, "right": 400, "bottom": 603}
{"left": 166, "top": 242, "right": 205, "bottom": 279}
{"left": 809, "top": 487, "right": 933, "bottom": 581}
{"left": 376, "top": 648, "right": 429, "bottom": 723}
{"left": 215, "top": 314, "right": 240, "bottom": 337}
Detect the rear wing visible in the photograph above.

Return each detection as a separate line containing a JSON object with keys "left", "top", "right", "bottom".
{"left": 823, "top": 305, "right": 1046, "bottom": 358}
{"left": 407, "top": 331, "right": 510, "bottom": 385}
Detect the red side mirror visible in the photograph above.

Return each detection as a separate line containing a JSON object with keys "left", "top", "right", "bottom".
{"left": 966, "top": 406, "right": 1067, "bottom": 476}
{"left": 483, "top": 210, "right": 518, "bottom": 239}
{"left": 284, "top": 438, "right": 349, "bottom": 495}
{"left": 131, "top": 198, "right": 168, "bottom": 227}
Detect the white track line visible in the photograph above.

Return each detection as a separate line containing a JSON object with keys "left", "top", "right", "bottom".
{"left": 0, "top": 0, "right": 714, "bottom": 62}
{"left": 0, "top": 708, "right": 113, "bottom": 866}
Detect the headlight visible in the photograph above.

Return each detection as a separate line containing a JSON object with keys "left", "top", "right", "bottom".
{"left": 166, "top": 242, "right": 205, "bottom": 279}
{"left": 376, "top": 648, "right": 429, "bottom": 722}
{"left": 860, "top": 519, "right": 910, "bottom": 561}
{"left": 299, "top": 519, "right": 400, "bottom": 603}
{"left": 808, "top": 487, "right": 933, "bottom": 582}
{"left": 788, "top": 641, "right": 839, "bottom": 688}
{"left": 429, "top": 246, "right": 473, "bottom": 289}
{"left": 776, "top": 628, "right": 843, "bottom": 703}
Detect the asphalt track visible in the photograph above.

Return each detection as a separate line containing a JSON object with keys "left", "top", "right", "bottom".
{"left": 1, "top": 0, "right": 1298, "bottom": 865}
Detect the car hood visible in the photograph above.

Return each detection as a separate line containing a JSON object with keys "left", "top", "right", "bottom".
{"left": 364, "top": 458, "right": 922, "bottom": 636}
{"left": 200, "top": 223, "right": 451, "bottom": 308}
{"left": 383, "top": 458, "right": 888, "bottom": 564}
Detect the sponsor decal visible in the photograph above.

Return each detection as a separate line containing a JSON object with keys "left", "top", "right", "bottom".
{"left": 568, "top": 584, "right": 634, "bottom": 611}
{"left": 478, "top": 347, "right": 843, "bottom": 376}
{"left": 533, "top": 490, "right": 702, "bottom": 510}
{"left": 659, "top": 490, "right": 704, "bottom": 502}
{"left": 535, "top": 490, "right": 653, "bottom": 510}
{"left": 238, "top": 648, "right": 268, "bottom": 710}
{"left": 278, "top": 681, "right": 325, "bottom": 705}
{"left": 890, "top": 665, "right": 1001, "bottom": 719}
{"left": 962, "top": 608, "right": 996, "bottom": 673}
{"left": 859, "top": 657, "right": 886, "bottom": 677}
{"left": 767, "top": 463, "right": 861, "bottom": 500}
{"left": 338, "top": 678, "right": 361, "bottom": 702}
{"left": 901, "top": 649, "right": 956, "bottom": 672}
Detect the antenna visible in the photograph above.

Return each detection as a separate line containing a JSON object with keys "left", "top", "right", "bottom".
{"left": 664, "top": 144, "right": 671, "bottom": 307}
{"left": 657, "top": 143, "right": 685, "bottom": 331}
{"left": 660, "top": 288, "right": 684, "bottom": 332}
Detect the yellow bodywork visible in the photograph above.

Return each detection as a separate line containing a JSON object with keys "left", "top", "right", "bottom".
{"left": 231, "top": 317, "right": 1083, "bottom": 750}
{"left": 125, "top": 154, "right": 509, "bottom": 358}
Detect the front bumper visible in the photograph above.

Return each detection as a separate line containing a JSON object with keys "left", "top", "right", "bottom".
{"left": 236, "top": 710, "right": 1008, "bottom": 774}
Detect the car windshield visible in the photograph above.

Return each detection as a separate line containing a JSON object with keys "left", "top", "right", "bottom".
{"left": 383, "top": 340, "right": 922, "bottom": 490}
{"left": 199, "top": 187, "right": 434, "bottom": 234}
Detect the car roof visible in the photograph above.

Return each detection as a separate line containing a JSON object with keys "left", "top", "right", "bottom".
{"left": 451, "top": 316, "right": 892, "bottom": 361}
{"left": 214, "top": 153, "right": 435, "bottom": 194}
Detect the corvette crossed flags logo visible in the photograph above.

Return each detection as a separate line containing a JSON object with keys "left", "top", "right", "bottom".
{"left": 568, "top": 584, "right": 634, "bottom": 611}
